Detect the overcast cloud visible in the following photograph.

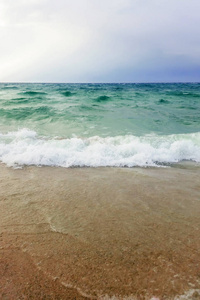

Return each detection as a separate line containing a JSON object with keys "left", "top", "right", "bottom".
{"left": 0, "top": 0, "right": 200, "bottom": 82}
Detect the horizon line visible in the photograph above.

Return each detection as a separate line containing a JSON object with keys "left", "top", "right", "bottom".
{"left": 0, "top": 81, "right": 200, "bottom": 84}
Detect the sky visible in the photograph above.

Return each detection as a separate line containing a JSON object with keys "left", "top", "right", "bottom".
{"left": 0, "top": 0, "right": 200, "bottom": 83}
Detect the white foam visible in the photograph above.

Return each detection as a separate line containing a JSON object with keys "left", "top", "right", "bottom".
{"left": 95, "top": 289, "right": 200, "bottom": 299}
{"left": 174, "top": 289, "right": 200, "bottom": 300}
{"left": 0, "top": 129, "right": 200, "bottom": 168}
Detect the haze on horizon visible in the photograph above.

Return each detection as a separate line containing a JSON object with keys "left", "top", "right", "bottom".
{"left": 0, "top": 0, "right": 200, "bottom": 83}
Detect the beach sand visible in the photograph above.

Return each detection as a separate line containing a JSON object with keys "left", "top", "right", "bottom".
{"left": 0, "top": 163, "right": 200, "bottom": 299}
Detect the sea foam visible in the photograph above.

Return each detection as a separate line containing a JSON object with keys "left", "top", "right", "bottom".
{"left": 0, "top": 129, "right": 200, "bottom": 168}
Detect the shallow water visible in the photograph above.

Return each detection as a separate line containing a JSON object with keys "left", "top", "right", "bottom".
{"left": 0, "top": 164, "right": 200, "bottom": 299}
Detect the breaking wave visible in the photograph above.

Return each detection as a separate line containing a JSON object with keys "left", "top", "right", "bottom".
{"left": 0, "top": 129, "right": 200, "bottom": 168}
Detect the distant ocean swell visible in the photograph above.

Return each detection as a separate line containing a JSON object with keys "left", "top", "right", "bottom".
{"left": 0, "top": 129, "right": 199, "bottom": 168}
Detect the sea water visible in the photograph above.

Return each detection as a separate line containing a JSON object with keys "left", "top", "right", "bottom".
{"left": 0, "top": 82, "right": 199, "bottom": 167}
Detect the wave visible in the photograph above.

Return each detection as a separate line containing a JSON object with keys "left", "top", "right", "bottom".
{"left": 0, "top": 129, "right": 200, "bottom": 168}
{"left": 158, "top": 99, "right": 170, "bottom": 104}
{"left": 95, "top": 95, "right": 110, "bottom": 102}
{"left": 61, "top": 91, "right": 74, "bottom": 97}
{"left": 1, "top": 86, "right": 18, "bottom": 90}
{"left": 0, "top": 106, "right": 55, "bottom": 120}
{"left": 19, "top": 91, "right": 47, "bottom": 96}
{"left": 166, "top": 91, "right": 200, "bottom": 98}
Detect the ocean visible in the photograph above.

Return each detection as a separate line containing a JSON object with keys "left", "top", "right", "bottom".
{"left": 1, "top": 82, "right": 200, "bottom": 299}
{"left": 0, "top": 82, "right": 199, "bottom": 168}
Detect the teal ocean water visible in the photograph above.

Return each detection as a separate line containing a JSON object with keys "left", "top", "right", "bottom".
{"left": 0, "top": 83, "right": 200, "bottom": 167}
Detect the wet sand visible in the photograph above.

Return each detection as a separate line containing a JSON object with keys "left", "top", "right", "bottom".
{"left": 0, "top": 164, "right": 200, "bottom": 299}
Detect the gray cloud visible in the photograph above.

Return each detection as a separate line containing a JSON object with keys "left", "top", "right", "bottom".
{"left": 0, "top": 0, "right": 200, "bottom": 82}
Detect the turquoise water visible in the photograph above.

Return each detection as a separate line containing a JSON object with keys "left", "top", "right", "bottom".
{"left": 0, "top": 83, "right": 200, "bottom": 167}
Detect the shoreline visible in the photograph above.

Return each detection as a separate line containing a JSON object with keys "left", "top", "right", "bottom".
{"left": 0, "top": 164, "right": 200, "bottom": 299}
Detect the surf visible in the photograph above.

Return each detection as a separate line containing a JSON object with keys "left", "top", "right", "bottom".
{"left": 0, "top": 129, "right": 199, "bottom": 168}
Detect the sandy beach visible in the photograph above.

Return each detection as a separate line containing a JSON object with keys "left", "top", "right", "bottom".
{"left": 0, "top": 164, "right": 200, "bottom": 299}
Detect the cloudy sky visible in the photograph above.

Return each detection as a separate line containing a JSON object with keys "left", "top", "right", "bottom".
{"left": 0, "top": 0, "right": 200, "bottom": 82}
